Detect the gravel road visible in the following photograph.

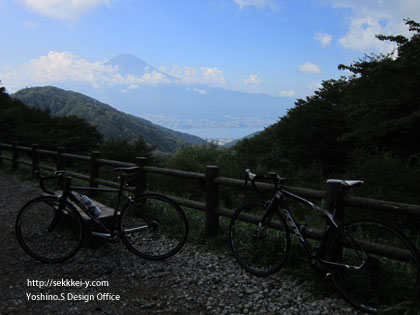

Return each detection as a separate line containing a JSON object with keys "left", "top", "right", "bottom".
{"left": 0, "top": 170, "right": 363, "bottom": 315}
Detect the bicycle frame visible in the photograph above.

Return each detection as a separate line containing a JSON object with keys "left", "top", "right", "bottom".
{"left": 56, "top": 176, "right": 153, "bottom": 241}
{"left": 263, "top": 187, "right": 366, "bottom": 272}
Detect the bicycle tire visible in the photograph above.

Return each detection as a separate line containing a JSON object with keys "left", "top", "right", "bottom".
{"left": 15, "top": 196, "right": 84, "bottom": 263}
{"left": 326, "top": 219, "right": 420, "bottom": 313}
{"left": 120, "top": 193, "right": 188, "bottom": 260}
{"left": 229, "top": 202, "right": 290, "bottom": 276}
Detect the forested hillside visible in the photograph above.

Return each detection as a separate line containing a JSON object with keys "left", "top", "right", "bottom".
{"left": 12, "top": 86, "right": 204, "bottom": 153}
{"left": 0, "top": 86, "right": 157, "bottom": 161}
{"left": 0, "top": 85, "right": 102, "bottom": 153}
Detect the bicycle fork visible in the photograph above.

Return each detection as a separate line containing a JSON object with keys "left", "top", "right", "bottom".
{"left": 45, "top": 199, "right": 67, "bottom": 232}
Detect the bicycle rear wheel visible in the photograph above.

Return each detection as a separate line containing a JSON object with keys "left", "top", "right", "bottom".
{"left": 15, "top": 196, "right": 84, "bottom": 263}
{"left": 327, "top": 220, "right": 420, "bottom": 313}
{"left": 120, "top": 193, "right": 188, "bottom": 260}
{"left": 229, "top": 202, "right": 290, "bottom": 276}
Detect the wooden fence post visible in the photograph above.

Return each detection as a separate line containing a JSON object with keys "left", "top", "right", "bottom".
{"left": 56, "top": 146, "right": 66, "bottom": 171}
{"left": 323, "top": 181, "right": 347, "bottom": 223}
{"left": 31, "top": 144, "right": 40, "bottom": 177}
{"left": 205, "top": 165, "right": 220, "bottom": 237}
{"left": 89, "top": 151, "right": 101, "bottom": 197}
{"left": 12, "top": 141, "right": 19, "bottom": 171}
{"left": 135, "top": 157, "right": 147, "bottom": 197}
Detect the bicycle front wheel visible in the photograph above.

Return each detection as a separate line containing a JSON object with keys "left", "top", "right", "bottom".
{"left": 15, "top": 196, "right": 84, "bottom": 263}
{"left": 120, "top": 193, "right": 188, "bottom": 260}
{"left": 327, "top": 220, "right": 420, "bottom": 313}
{"left": 229, "top": 202, "right": 290, "bottom": 276}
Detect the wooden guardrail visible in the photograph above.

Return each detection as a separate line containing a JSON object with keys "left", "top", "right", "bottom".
{"left": 1, "top": 141, "right": 420, "bottom": 249}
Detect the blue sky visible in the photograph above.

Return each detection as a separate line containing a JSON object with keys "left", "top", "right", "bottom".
{"left": 1, "top": 0, "right": 419, "bottom": 100}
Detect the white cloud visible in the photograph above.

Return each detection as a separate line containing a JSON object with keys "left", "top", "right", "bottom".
{"left": 167, "top": 65, "right": 226, "bottom": 86}
{"left": 338, "top": 16, "right": 398, "bottom": 53}
{"left": 313, "top": 32, "right": 332, "bottom": 48}
{"left": 298, "top": 62, "right": 321, "bottom": 73}
{"left": 233, "top": 0, "right": 279, "bottom": 11}
{"left": 328, "top": 0, "right": 418, "bottom": 54}
{"left": 201, "top": 67, "right": 226, "bottom": 85}
{"left": 15, "top": 0, "right": 111, "bottom": 20}
{"left": 329, "top": 0, "right": 420, "bottom": 21}
{"left": 243, "top": 74, "right": 261, "bottom": 85}
{"left": 133, "top": 72, "right": 171, "bottom": 86}
{"left": 0, "top": 51, "right": 170, "bottom": 90}
{"left": 278, "top": 90, "right": 294, "bottom": 97}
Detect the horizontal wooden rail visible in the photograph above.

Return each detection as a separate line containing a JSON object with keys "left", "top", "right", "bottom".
{"left": 65, "top": 170, "right": 90, "bottom": 182}
{"left": 345, "top": 195, "right": 420, "bottom": 217}
{"left": 97, "top": 158, "right": 134, "bottom": 168}
{"left": 39, "top": 164, "right": 55, "bottom": 171}
{"left": 62, "top": 153, "right": 90, "bottom": 162}
{"left": 144, "top": 166, "right": 205, "bottom": 180}
{"left": 16, "top": 146, "right": 31, "bottom": 152}
{"left": 37, "top": 149, "right": 56, "bottom": 156}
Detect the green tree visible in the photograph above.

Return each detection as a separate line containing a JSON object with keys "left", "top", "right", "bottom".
{"left": 0, "top": 86, "right": 102, "bottom": 154}
{"left": 338, "top": 19, "right": 420, "bottom": 157}
{"left": 275, "top": 78, "right": 349, "bottom": 172}
{"left": 163, "top": 143, "right": 222, "bottom": 173}
{"left": 99, "top": 137, "right": 155, "bottom": 163}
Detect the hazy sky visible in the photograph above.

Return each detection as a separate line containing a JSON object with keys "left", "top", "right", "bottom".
{"left": 1, "top": 0, "right": 419, "bottom": 99}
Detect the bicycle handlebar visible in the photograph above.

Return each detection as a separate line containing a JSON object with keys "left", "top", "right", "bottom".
{"left": 37, "top": 170, "right": 67, "bottom": 195}
{"left": 245, "top": 169, "right": 257, "bottom": 181}
{"left": 244, "top": 169, "right": 287, "bottom": 193}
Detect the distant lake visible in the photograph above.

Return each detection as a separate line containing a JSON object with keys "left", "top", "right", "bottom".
{"left": 174, "top": 127, "right": 262, "bottom": 139}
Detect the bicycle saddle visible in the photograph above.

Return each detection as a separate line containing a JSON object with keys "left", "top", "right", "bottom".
{"left": 326, "top": 179, "right": 364, "bottom": 187}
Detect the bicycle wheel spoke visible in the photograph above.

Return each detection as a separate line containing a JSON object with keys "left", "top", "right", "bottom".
{"left": 120, "top": 194, "right": 188, "bottom": 260}
{"left": 229, "top": 203, "right": 290, "bottom": 276}
{"left": 15, "top": 197, "right": 83, "bottom": 263}
{"left": 327, "top": 220, "right": 420, "bottom": 313}
{"left": 123, "top": 225, "right": 148, "bottom": 233}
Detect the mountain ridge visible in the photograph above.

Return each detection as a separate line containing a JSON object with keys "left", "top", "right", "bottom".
{"left": 12, "top": 86, "right": 205, "bottom": 153}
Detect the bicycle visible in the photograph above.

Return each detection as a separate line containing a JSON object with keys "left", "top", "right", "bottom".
{"left": 15, "top": 167, "right": 188, "bottom": 263}
{"left": 229, "top": 169, "right": 420, "bottom": 313}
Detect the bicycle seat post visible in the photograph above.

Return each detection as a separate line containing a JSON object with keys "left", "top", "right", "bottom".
{"left": 59, "top": 175, "right": 72, "bottom": 201}
{"left": 118, "top": 173, "right": 126, "bottom": 192}
{"left": 64, "top": 176, "right": 71, "bottom": 191}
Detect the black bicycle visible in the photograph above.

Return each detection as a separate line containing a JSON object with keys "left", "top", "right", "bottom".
{"left": 15, "top": 167, "right": 188, "bottom": 263}
{"left": 229, "top": 169, "right": 420, "bottom": 313}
